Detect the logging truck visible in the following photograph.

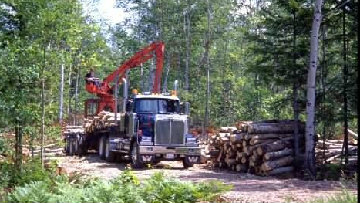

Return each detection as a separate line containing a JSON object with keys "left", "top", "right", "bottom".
{"left": 63, "top": 42, "right": 201, "bottom": 168}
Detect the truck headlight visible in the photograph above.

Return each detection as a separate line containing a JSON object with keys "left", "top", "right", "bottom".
{"left": 186, "top": 134, "right": 197, "bottom": 145}
{"left": 186, "top": 137, "right": 197, "bottom": 143}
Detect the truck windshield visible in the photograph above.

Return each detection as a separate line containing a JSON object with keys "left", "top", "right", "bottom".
{"left": 135, "top": 99, "right": 179, "bottom": 114}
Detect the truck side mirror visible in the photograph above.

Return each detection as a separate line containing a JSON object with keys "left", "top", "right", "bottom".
{"left": 126, "top": 100, "right": 133, "bottom": 112}
{"left": 181, "top": 102, "right": 190, "bottom": 115}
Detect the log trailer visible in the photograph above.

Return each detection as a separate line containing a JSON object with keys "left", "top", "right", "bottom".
{"left": 64, "top": 41, "right": 200, "bottom": 168}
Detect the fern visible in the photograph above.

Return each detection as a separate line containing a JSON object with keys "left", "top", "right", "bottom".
{"left": 8, "top": 181, "right": 52, "bottom": 203}
{"left": 5, "top": 171, "right": 230, "bottom": 203}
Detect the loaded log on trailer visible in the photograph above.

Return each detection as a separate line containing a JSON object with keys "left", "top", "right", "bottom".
{"left": 63, "top": 42, "right": 201, "bottom": 168}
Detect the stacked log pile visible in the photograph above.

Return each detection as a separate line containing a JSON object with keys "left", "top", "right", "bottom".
{"left": 84, "top": 111, "right": 124, "bottom": 134}
{"left": 202, "top": 120, "right": 305, "bottom": 176}
{"left": 316, "top": 139, "right": 358, "bottom": 165}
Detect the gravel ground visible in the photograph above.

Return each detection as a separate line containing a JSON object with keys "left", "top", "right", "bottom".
{"left": 58, "top": 154, "right": 358, "bottom": 203}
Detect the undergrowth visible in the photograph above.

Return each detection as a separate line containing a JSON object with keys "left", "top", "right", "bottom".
{"left": 309, "top": 190, "right": 357, "bottom": 203}
{"left": 1, "top": 161, "right": 231, "bottom": 203}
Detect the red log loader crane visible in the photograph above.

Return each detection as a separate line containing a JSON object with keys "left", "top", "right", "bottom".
{"left": 64, "top": 41, "right": 200, "bottom": 168}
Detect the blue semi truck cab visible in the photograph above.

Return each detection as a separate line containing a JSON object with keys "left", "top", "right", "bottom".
{"left": 89, "top": 92, "right": 201, "bottom": 168}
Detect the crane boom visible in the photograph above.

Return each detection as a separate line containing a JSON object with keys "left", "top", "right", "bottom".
{"left": 104, "top": 41, "right": 164, "bottom": 93}
{"left": 85, "top": 41, "right": 165, "bottom": 114}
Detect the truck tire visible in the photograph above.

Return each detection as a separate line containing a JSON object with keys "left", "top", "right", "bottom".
{"left": 65, "top": 138, "right": 70, "bottom": 155}
{"left": 105, "top": 138, "right": 115, "bottom": 162}
{"left": 74, "top": 138, "right": 79, "bottom": 155}
{"left": 69, "top": 139, "right": 77, "bottom": 156}
{"left": 130, "top": 142, "right": 144, "bottom": 169}
{"left": 98, "top": 136, "right": 105, "bottom": 160}
{"left": 78, "top": 144, "right": 86, "bottom": 156}
{"left": 153, "top": 160, "right": 161, "bottom": 165}
{"left": 78, "top": 137, "right": 87, "bottom": 156}
{"left": 183, "top": 157, "right": 194, "bottom": 168}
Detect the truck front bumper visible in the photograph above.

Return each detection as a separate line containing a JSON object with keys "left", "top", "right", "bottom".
{"left": 139, "top": 145, "right": 201, "bottom": 156}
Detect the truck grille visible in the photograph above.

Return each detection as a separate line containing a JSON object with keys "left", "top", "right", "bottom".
{"left": 155, "top": 120, "right": 185, "bottom": 145}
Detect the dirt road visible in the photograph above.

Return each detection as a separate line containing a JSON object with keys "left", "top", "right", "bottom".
{"left": 58, "top": 154, "right": 357, "bottom": 203}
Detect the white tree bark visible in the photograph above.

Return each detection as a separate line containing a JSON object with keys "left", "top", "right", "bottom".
{"left": 162, "top": 52, "right": 170, "bottom": 92}
{"left": 67, "top": 63, "right": 72, "bottom": 116}
{"left": 59, "top": 63, "right": 64, "bottom": 122}
{"left": 184, "top": 1, "right": 191, "bottom": 91}
{"left": 305, "top": 0, "right": 323, "bottom": 177}
{"left": 203, "top": 0, "right": 211, "bottom": 136}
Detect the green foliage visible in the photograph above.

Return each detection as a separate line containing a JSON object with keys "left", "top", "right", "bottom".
{"left": 309, "top": 190, "right": 357, "bottom": 203}
{"left": 5, "top": 171, "right": 230, "bottom": 203}
{"left": 8, "top": 181, "right": 52, "bottom": 203}
{"left": 320, "top": 164, "right": 342, "bottom": 181}
{"left": 0, "top": 137, "right": 11, "bottom": 156}
{"left": 0, "top": 159, "right": 53, "bottom": 189}
{"left": 142, "top": 172, "right": 231, "bottom": 203}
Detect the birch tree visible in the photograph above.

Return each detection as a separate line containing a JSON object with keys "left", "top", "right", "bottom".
{"left": 305, "top": 0, "right": 323, "bottom": 177}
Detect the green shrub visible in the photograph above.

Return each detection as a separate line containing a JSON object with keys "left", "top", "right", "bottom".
{"left": 0, "top": 137, "right": 11, "bottom": 155}
{"left": 12, "top": 159, "right": 54, "bottom": 187}
{"left": 8, "top": 181, "right": 52, "bottom": 203}
{"left": 0, "top": 158, "right": 55, "bottom": 190}
{"left": 310, "top": 190, "right": 357, "bottom": 203}
{"left": 6, "top": 171, "right": 231, "bottom": 203}
{"left": 0, "top": 163, "right": 13, "bottom": 189}
{"left": 142, "top": 172, "right": 231, "bottom": 203}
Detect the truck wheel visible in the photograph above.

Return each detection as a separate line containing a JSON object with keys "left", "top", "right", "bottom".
{"left": 153, "top": 160, "right": 161, "bottom": 165}
{"left": 183, "top": 157, "right": 194, "bottom": 168}
{"left": 130, "top": 142, "right": 143, "bottom": 169}
{"left": 74, "top": 138, "right": 79, "bottom": 155}
{"left": 67, "top": 139, "right": 72, "bottom": 156}
{"left": 78, "top": 137, "right": 87, "bottom": 156}
{"left": 105, "top": 138, "right": 115, "bottom": 162}
{"left": 69, "top": 139, "right": 76, "bottom": 156}
{"left": 78, "top": 144, "right": 86, "bottom": 156}
{"left": 98, "top": 136, "right": 105, "bottom": 160}
{"left": 65, "top": 138, "right": 70, "bottom": 155}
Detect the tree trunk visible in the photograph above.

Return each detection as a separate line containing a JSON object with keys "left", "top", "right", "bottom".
{"left": 162, "top": 52, "right": 170, "bottom": 93}
{"left": 342, "top": 8, "right": 348, "bottom": 165}
{"left": 41, "top": 79, "right": 45, "bottom": 167}
{"left": 292, "top": 11, "right": 300, "bottom": 161}
{"left": 41, "top": 44, "right": 46, "bottom": 167}
{"left": 203, "top": 0, "right": 211, "bottom": 136}
{"left": 74, "top": 68, "right": 79, "bottom": 125}
{"left": 67, "top": 63, "right": 72, "bottom": 117}
{"left": 184, "top": 0, "right": 191, "bottom": 91}
{"left": 14, "top": 124, "right": 22, "bottom": 170}
{"left": 59, "top": 63, "right": 64, "bottom": 122}
{"left": 148, "top": 59, "right": 155, "bottom": 92}
{"left": 140, "top": 63, "right": 144, "bottom": 92}
{"left": 305, "top": 0, "right": 323, "bottom": 177}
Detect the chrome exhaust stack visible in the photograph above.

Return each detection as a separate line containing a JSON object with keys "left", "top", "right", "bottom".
{"left": 173, "top": 80, "right": 178, "bottom": 93}
{"left": 122, "top": 78, "right": 128, "bottom": 113}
